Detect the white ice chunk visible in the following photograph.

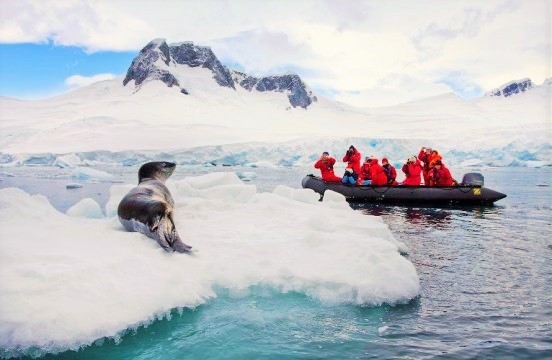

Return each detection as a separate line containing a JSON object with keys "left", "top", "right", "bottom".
{"left": 66, "top": 198, "right": 104, "bottom": 219}
{"left": 70, "top": 167, "right": 113, "bottom": 181}
{"left": 236, "top": 171, "right": 257, "bottom": 181}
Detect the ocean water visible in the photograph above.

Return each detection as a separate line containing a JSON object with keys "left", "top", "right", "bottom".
{"left": 1, "top": 166, "right": 551, "bottom": 359}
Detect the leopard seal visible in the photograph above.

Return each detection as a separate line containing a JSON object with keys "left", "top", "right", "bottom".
{"left": 117, "top": 161, "right": 192, "bottom": 253}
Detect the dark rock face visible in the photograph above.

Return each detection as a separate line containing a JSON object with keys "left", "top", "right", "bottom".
{"left": 123, "top": 38, "right": 316, "bottom": 108}
{"left": 169, "top": 43, "right": 235, "bottom": 89}
{"left": 123, "top": 39, "right": 179, "bottom": 88}
{"left": 489, "top": 78, "right": 534, "bottom": 97}
{"left": 233, "top": 72, "right": 317, "bottom": 109}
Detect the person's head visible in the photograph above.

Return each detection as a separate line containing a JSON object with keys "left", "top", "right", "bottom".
{"left": 321, "top": 151, "right": 329, "bottom": 159}
{"left": 382, "top": 157, "right": 389, "bottom": 165}
{"left": 364, "top": 156, "right": 371, "bottom": 163}
{"left": 434, "top": 160, "right": 442, "bottom": 168}
{"left": 408, "top": 156, "right": 417, "bottom": 163}
{"left": 425, "top": 147, "right": 432, "bottom": 154}
{"left": 431, "top": 150, "right": 438, "bottom": 156}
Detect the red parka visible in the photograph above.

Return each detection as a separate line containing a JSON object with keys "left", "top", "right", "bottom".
{"left": 430, "top": 165, "right": 454, "bottom": 186}
{"left": 369, "top": 159, "right": 388, "bottom": 186}
{"left": 314, "top": 157, "right": 342, "bottom": 183}
{"left": 401, "top": 160, "right": 423, "bottom": 186}
{"left": 343, "top": 147, "right": 361, "bottom": 175}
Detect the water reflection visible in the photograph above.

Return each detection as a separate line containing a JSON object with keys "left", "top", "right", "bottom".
{"left": 349, "top": 203, "right": 504, "bottom": 230}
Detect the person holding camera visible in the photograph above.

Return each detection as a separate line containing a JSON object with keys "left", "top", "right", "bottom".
{"left": 342, "top": 145, "right": 361, "bottom": 184}
{"left": 401, "top": 156, "right": 423, "bottom": 186}
{"left": 418, "top": 147, "right": 433, "bottom": 186}
{"left": 314, "top": 151, "right": 342, "bottom": 183}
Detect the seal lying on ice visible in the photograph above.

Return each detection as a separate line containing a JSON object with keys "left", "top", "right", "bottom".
{"left": 117, "top": 161, "right": 192, "bottom": 253}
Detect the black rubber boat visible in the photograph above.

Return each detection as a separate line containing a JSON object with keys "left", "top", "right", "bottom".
{"left": 302, "top": 173, "right": 507, "bottom": 205}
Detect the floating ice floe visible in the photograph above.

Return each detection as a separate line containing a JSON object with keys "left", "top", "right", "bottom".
{"left": 70, "top": 167, "right": 113, "bottom": 181}
{"left": 236, "top": 171, "right": 257, "bottom": 181}
{"left": 66, "top": 183, "right": 83, "bottom": 189}
{"left": 0, "top": 173, "right": 419, "bottom": 357}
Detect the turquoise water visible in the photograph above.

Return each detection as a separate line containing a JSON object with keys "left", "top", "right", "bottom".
{"left": 2, "top": 166, "right": 551, "bottom": 359}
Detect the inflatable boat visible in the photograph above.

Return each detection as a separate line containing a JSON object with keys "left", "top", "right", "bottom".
{"left": 302, "top": 173, "right": 507, "bottom": 205}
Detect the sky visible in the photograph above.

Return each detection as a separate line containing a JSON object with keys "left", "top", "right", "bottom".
{"left": 0, "top": 0, "right": 550, "bottom": 107}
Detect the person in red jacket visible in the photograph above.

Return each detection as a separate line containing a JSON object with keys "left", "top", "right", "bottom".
{"left": 343, "top": 145, "right": 361, "bottom": 176}
{"left": 430, "top": 160, "right": 456, "bottom": 186}
{"left": 368, "top": 157, "right": 388, "bottom": 186}
{"left": 381, "top": 158, "right": 398, "bottom": 185}
{"left": 314, "top": 151, "right": 342, "bottom": 183}
{"left": 418, "top": 147, "right": 433, "bottom": 186}
{"left": 360, "top": 157, "right": 372, "bottom": 185}
{"left": 401, "top": 156, "right": 423, "bottom": 186}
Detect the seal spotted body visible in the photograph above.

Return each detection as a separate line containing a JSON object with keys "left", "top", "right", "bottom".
{"left": 118, "top": 161, "right": 192, "bottom": 253}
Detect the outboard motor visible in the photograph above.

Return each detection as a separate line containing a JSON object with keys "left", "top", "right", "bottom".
{"left": 461, "top": 173, "right": 484, "bottom": 186}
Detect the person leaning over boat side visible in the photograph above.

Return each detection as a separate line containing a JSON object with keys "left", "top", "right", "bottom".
{"left": 314, "top": 151, "right": 342, "bottom": 183}
{"left": 401, "top": 156, "right": 423, "bottom": 186}
{"left": 367, "top": 156, "right": 388, "bottom": 186}
{"left": 418, "top": 147, "right": 433, "bottom": 186}
{"left": 343, "top": 145, "right": 361, "bottom": 183}
{"left": 382, "top": 158, "right": 398, "bottom": 185}
{"left": 360, "top": 156, "right": 372, "bottom": 185}
{"left": 429, "top": 160, "right": 456, "bottom": 186}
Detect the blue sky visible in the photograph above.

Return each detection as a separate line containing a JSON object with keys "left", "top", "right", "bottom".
{"left": 0, "top": 43, "right": 135, "bottom": 98}
{"left": 0, "top": 0, "right": 549, "bottom": 107}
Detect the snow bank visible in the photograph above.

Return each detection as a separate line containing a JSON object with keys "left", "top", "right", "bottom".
{"left": 0, "top": 174, "right": 419, "bottom": 357}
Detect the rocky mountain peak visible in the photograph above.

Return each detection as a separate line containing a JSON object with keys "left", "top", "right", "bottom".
{"left": 487, "top": 78, "right": 534, "bottom": 97}
{"left": 123, "top": 39, "right": 316, "bottom": 108}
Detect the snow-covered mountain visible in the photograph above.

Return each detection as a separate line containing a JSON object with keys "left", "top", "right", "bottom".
{"left": 123, "top": 38, "right": 316, "bottom": 109}
{"left": 0, "top": 39, "right": 550, "bottom": 167}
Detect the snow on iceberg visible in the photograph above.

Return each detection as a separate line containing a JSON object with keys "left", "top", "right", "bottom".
{"left": 70, "top": 167, "right": 113, "bottom": 181}
{"left": 0, "top": 174, "right": 419, "bottom": 357}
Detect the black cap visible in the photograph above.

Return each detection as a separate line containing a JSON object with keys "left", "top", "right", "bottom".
{"left": 322, "top": 151, "right": 329, "bottom": 155}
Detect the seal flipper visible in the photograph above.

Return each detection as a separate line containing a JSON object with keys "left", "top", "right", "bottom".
{"left": 152, "top": 217, "right": 173, "bottom": 252}
{"left": 170, "top": 231, "right": 193, "bottom": 253}
{"left": 166, "top": 213, "right": 193, "bottom": 253}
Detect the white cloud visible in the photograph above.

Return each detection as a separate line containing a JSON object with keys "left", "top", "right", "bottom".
{"left": 1, "top": 0, "right": 550, "bottom": 106}
{"left": 65, "top": 73, "right": 117, "bottom": 88}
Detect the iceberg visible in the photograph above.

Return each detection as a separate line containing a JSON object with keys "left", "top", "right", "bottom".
{"left": 0, "top": 173, "right": 419, "bottom": 357}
